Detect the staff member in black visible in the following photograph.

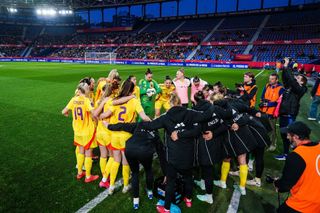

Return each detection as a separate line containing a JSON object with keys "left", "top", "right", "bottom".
{"left": 140, "top": 92, "right": 228, "bottom": 213}
{"left": 213, "top": 93, "right": 258, "bottom": 196}
{"left": 106, "top": 122, "right": 166, "bottom": 210}
{"left": 274, "top": 121, "right": 320, "bottom": 213}
{"left": 191, "top": 91, "right": 230, "bottom": 204}
{"left": 140, "top": 92, "right": 200, "bottom": 213}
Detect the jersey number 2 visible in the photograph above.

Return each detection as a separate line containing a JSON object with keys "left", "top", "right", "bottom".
{"left": 118, "top": 106, "right": 127, "bottom": 122}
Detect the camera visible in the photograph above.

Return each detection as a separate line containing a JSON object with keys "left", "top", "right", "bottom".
{"left": 235, "top": 83, "right": 244, "bottom": 88}
{"left": 280, "top": 57, "right": 293, "bottom": 64}
{"left": 266, "top": 175, "right": 275, "bottom": 184}
{"left": 259, "top": 99, "right": 269, "bottom": 108}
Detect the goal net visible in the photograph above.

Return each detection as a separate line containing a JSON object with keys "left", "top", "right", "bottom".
{"left": 84, "top": 52, "right": 117, "bottom": 64}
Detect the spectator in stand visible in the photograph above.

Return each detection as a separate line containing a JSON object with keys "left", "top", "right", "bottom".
{"left": 308, "top": 73, "right": 320, "bottom": 123}
{"left": 275, "top": 61, "right": 282, "bottom": 73}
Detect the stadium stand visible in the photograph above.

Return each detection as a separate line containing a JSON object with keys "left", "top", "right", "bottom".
{"left": 0, "top": 9, "right": 319, "bottom": 63}
{"left": 193, "top": 45, "right": 247, "bottom": 61}
{"left": 250, "top": 44, "right": 320, "bottom": 63}
{"left": 0, "top": 47, "right": 24, "bottom": 57}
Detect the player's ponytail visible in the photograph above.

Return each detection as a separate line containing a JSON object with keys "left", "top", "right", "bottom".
{"left": 98, "top": 83, "right": 113, "bottom": 106}
{"left": 209, "top": 93, "right": 224, "bottom": 103}
{"left": 194, "top": 91, "right": 205, "bottom": 103}
{"left": 75, "top": 82, "right": 89, "bottom": 97}
{"left": 115, "top": 79, "right": 134, "bottom": 100}
{"left": 170, "top": 92, "right": 181, "bottom": 107}
{"left": 108, "top": 69, "right": 119, "bottom": 81}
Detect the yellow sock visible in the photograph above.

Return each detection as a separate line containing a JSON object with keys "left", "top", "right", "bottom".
{"left": 77, "top": 153, "right": 85, "bottom": 175}
{"left": 239, "top": 164, "right": 248, "bottom": 187}
{"left": 110, "top": 161, "right": 120, "bottom": 186}
{"left": 99, "top": 157, "right": 107, "bottom": 177}
{"left": 221, "top": 161, "right": 230, "bottom": 182}
{"left": 75, "top": 146, "right": 79, "bottom": 156}
{"left": 104, "top": 157, "right": 114, "bottom": 179}
{"left": 85, "top": 157, "right": 93, "bottom": 178}
{"left": 122, "top": 165, "right": 130, "bottom": 187}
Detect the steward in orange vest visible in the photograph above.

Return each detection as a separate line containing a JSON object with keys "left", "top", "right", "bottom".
{"left": 260, "top": 82, "right": 285, "bottom": 116}
{"left": 275, "top": 121, "right": 320, "bottom": 213}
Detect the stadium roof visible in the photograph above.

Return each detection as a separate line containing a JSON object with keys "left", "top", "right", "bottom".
{"left": 0, "top": 0, "right": 168, "bottom": 9}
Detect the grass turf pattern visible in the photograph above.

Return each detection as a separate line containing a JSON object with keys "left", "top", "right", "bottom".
{"left": 0, "top": 62, "right": 319, "bottom": 212}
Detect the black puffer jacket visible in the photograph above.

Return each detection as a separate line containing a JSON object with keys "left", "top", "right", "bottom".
{"left": 108, "top": 123, "right": 167, "bottom": 174}
{"left": 140, "top": 106, "right": 219, "bottom": 170}
{"left": 108, "top": 123, "right": 159, "bottom": 156}
{"left": 280, "top": 68, "right": 307, "bottom": 116}
{"left": 192, "top": 100, "right": 228, "bottom": 165}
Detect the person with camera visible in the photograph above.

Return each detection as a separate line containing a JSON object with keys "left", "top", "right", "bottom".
{"left": 259, "top": 73, "right": 285, "bottom": 151}
{"left": 236, "top": 72, "right": 258, "bottom": 108}
{"left": 308, "top": 73, "right": 320, "bottom": 123}
{"left": 273, "top": 121, "right": 320, "bottom": 213}
{"left": 275, "top": 58, "right": 308, "bottom": 160}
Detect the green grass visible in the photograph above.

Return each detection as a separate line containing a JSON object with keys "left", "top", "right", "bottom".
{"left": 0, "top": 62, "right": 319, "bottom": 212}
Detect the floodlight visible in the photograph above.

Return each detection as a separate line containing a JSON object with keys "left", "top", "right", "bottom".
{"left": 8, "top": 8, "right": 18, "bottom": 13}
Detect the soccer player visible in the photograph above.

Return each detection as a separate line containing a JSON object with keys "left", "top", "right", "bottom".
{"left": 128, "top": 75, "right": 140, "bottom": 101}
{"left": 154, "top": 76, "right": 175, "bottom": 118}
{"left": 190, "top": 76, "right": 207, "bottom": 105}
{"left": 139, "top": 69, "right": 161, "bottom": 118}
{"left": 95, "top": 69, "right": 120, "bottom": 103}
{"left": 61, "top": 82, "right": 99, "bottom": 183}
{"left": 173, "top": 69, "right": 191, "bottom": 108}
{"left": 100, "top": 79, "right": 151, "bottom": 195}
{"left": 93, "top": 84, "right": 114, "bottom": 188}
{"left": 79, "top": 77, "right": 96, "bottom": 104}
{"left": 94, "top": 83, "right": 135, "bottom": 188}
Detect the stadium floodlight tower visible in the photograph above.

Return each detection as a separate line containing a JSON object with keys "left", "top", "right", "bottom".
{"left": 84, "top": 52, "right": 117, "bottom": 64}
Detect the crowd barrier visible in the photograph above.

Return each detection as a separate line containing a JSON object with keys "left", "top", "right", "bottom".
{"left": 0, "top": 57, "right": 319, "bottom": 72}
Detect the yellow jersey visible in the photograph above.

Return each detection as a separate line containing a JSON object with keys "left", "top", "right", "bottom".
{"left": 156, "top": 84, "right": 175, "bottom": 102}
{"left": 109, "top": 98, "right": 143, "bottom": 137}
{"left": 132, "top": 86, "right": 140, "bottom": 100}
{"left": 96, "top": 98, "right": 113, "bottom": 146}
{"left": 66, "top": 95, "right": 95, "bottom": 137}
{"left": 95, "top": 80, "right": 107, "bottom": 104}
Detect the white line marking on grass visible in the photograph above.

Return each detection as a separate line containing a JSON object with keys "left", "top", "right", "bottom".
{"left": 76, "top": 179, "right": 123, "bottom": 213}
{"left": 76, "top": 156, "right": 153, "bottom": 213}
{"left": 255, "top": 69, "right": 265, "bottom": 78}
{"left": 226, "top": 189, "right": 241, "bottom": 213}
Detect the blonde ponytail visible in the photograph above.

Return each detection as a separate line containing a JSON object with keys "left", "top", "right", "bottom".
{"left": 170, "top": 92, "right": 181, "bottom": 107}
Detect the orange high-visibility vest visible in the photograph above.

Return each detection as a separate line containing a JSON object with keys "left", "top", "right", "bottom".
{"left": 316, "top": 84, "right": 320, "bottom": 96}
{"left": 286, "top": 143, "right": 320, "bottom": 213}
{"left": 244, "top": 84, "right": 257, "bottom": 108}
{"left": 260, "top": 83, "right": 283, "bottom": 115}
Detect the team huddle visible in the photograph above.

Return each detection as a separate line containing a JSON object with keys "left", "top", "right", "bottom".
{"left": 61, "top": 61, "right": 318, "bottom": 213}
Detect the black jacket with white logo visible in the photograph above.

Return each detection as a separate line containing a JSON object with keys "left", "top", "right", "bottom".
{"left": 140, "top": 105, "right": 231, "bottom": 169}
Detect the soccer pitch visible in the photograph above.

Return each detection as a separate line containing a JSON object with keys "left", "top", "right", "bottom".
{"left": 0, "top": 62, "right": 318, "bottom": 213}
